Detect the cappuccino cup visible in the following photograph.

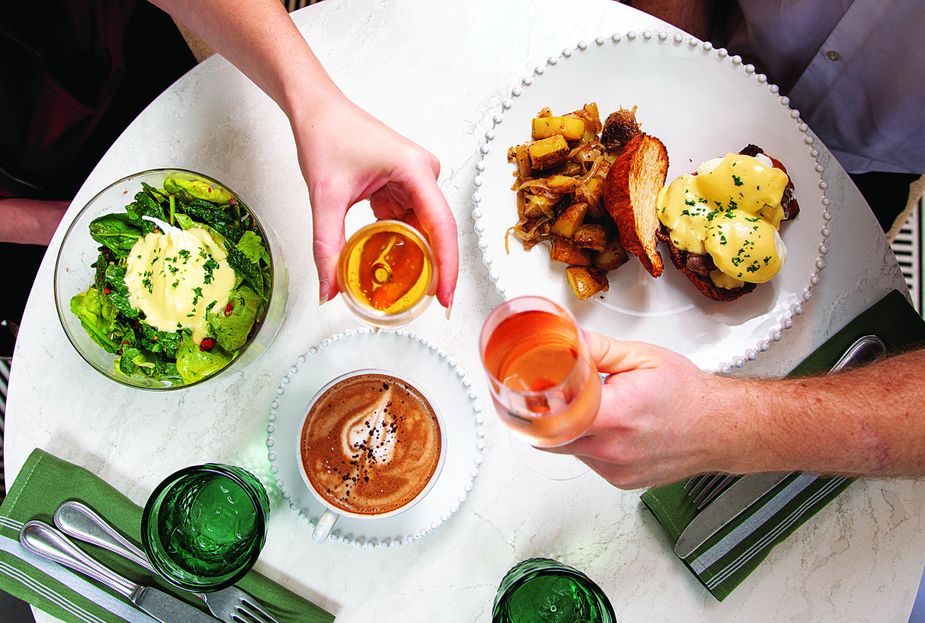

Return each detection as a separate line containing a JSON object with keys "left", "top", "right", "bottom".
{"left": 296, "top": 369, "right": 446, "bottom": 543}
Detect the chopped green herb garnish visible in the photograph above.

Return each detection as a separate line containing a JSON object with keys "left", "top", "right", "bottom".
{"left": 202, "top": 257, "right": 220, "bottom": 284}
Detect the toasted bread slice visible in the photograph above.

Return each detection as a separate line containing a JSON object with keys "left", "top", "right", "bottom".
{"left": 603, "top": 133, "right": 668, "bottom": 277}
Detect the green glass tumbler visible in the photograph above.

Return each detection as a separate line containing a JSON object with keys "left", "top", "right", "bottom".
{"left": 141, "top": 463, "right": 270, "bottom": 591}
{"left": 493, "top": 558, "right": 617, "bottom": 623}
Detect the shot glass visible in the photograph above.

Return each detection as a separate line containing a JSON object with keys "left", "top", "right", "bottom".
{"left": 336, "top": 220, "right": 437, "bottom": 329}
{"left": 141, "top": 463, "right": 269, "bottom": 591}
{"left": 493, "top": 558, "right": 617, "bottom": 622}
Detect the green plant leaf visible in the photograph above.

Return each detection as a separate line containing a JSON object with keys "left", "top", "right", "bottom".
{"left": 184, "top": 199, "right": 242, "bottom": 242}
{"left": 207, "top": 285, "right": 260, "bottom": 352}
{"left": 164, "top": 176, "right": 234, "bottom": 204}
{"left": 235, "top": 230, "right": 270, "bottom": 266}
{"left": 103, "top": 264, "right": 139, "bottom": 319}
{"left": 88, "top": 214, "right": 143, "bottom": 257}
{"left": 176, "top": 334, "right": 232, "bottom": 384}
{"left": 69, "top": 288, "right": 118, "bottom": 352}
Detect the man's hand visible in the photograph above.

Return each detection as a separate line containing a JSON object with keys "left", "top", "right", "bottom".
{"left": 290, "top": 96, "right": 458, "bottom": 307}
{"left": 546, "top": 332, "right": 925, "bottom": 489}
{"left": 545, "top": 332, "right": 743, "bottom": 489}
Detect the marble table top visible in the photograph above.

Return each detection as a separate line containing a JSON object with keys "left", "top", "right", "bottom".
{"left": 6, "top": 0, "right": 923, "bottom": 621}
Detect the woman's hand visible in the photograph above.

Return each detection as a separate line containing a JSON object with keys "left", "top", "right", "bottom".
{"left": 149, "top": 0, "right": 459, "bottom": 310}
{"left": 290, "top": 94, "right": 459, "bottom": 308}
{"left": 546, "top": 331, "right": 750, "bottom": 489}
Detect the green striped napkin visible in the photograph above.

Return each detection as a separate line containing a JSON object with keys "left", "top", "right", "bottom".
{"left": 0, "top": 448, "right": 335, "bottom": 623}
{"left": 642, "top": 289, "right": 925, "bottom": 601}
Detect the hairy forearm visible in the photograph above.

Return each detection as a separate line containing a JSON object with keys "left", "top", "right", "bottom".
{"left": 149, "top": 0, "right": 340, "bottom": 119}
{"left": 713, "top": 350, "right": 925, "bottom": 477}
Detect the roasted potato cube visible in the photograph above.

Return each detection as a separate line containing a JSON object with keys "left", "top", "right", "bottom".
{"left": 576, "top": 177, "right": 605, "bottom": 217}
{"left": 594, "top": 241, "right": 629, "bottom": 271}
{"left": 545, "top": 175, "right": 579, "bottom": 194}
{"left": 550, "top": 237, "right": 592, "bottom": 266}
{"left": 532, "top": 115, "right": 586, "bottom": 141}
{"left": 510, "top": 145, "right": 531, "bottom": 180}
{"left": 573, "top": 224, "right": 608, "bottom": 252}
{"left": 566, "top": 266, "right": 609, "bottom": 300}
{"left": 528, "top": 135, "right": 569, "bottom": 170}
{"left": 550, "top": 202, "right": 589, "bottom": 238}
{"left": 522, "top": 192, "right": 558, "bottom": 219}
{"left": 568, "top": 102, "right": 602, "bottom": 141}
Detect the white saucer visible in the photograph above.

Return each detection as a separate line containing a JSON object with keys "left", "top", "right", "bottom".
{"left": 266, "top": 328, "right": 486, "bottom": 547}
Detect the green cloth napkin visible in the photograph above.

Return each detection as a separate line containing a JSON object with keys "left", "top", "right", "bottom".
{"left": 641, "top": 289, "right": 925, "bottom": 601}
{"left": 0, "top": 448, "right": 335, "bottom": 623}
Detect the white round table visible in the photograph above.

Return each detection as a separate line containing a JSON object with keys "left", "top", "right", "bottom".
{"left": 6, "top": 0, "right": 923, "bottom": 621}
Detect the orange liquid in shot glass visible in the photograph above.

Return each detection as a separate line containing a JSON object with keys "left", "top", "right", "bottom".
{"left": 339, "top": 221, "right": 435, "bottom": 321}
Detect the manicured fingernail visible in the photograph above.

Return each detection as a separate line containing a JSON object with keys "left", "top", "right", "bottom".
{"left": 444, "top": 294, "right": 454, "bottom": 321}
{"left": 319, "top": 280, "right": 330, "bottom": 306}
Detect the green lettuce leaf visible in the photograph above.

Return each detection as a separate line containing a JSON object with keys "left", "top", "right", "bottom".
{"left": 138, "top": 324, "right": 182, "bottom": 359}
{"left": 235, "top": 230, "right": 270, "bottom": 266}
{"left": 207, "top": 286, "right": 261, "bottom": 352}
{"left": 184, "top": 199, "right": 242, "bottom": 242}
{"left": 88, "top": 214, "right": 143, "bottom": 258}
{"left": 224, "top": 242, "right": 265, "bottom": 299}
{"left": 125, "top": 191, "right": 167, "bottom": 234}
{"left": 69, "top": 288, "right": 119, "bottom": 353}
{"left": 176, "top": 335, "right": 232, "bottom": 384}
{"left": 174, "top": 213, "right": 194, "bottom": 230}
{"left": 164, "top": 176, "right": 234, "bottom": 204}
{"left": 103, "top": 264, "right": 139, "bottom": 319}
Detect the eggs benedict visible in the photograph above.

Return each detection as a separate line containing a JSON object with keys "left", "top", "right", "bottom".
{"left": 656, "top": 145, "right": 799, "bottom": 301}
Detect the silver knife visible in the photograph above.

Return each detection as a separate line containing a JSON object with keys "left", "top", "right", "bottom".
{"left": 673, "top": 334, "right": 887, "bottom": 558}
{"left": 674, "top": 471, "right": 791, "bottom": 558}
{"left": 19, "top": 520, "right": 218, "bottom": 623}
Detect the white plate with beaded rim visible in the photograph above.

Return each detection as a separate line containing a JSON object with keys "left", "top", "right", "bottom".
{"left": 473, "top": 31, "right": 831, "bottom": 372}
{"left": 266, "top": 328, "right": 485, "bottom": 547}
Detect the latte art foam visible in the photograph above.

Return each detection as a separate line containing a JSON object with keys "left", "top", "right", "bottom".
{"left": 300, "top": 373, "right": 441, "bottom": 515}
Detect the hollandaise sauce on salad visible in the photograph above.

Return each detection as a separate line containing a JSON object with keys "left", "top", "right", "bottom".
{"left": 69, "top": 175, "right": 273, "bottom": 386}
{"left": 657, "top": 152, "right": 791, "bottom": 290}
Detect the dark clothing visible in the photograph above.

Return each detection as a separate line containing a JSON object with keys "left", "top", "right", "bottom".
{"left": 0, "top": 0, "right": 195, "bottom": 199}
{"left": 708, "top": 2, "right": 921, "bottom": 231}
{"left": 0, "top": 0, "right": 196, "bottom": 356}
{"left": 850, "top": 172, "right": 920, "bottom": 233}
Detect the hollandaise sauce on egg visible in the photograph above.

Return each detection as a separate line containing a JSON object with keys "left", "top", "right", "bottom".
{"left": 124, "top": 226, "right": 235, "bottom": 344}
{"left": 657, "top": 153, "right": 790, "bottom": 288}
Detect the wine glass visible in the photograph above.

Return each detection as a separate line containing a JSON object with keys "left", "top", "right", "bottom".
{"left": 479, "top": 296, "right": 601, "bottom": 479}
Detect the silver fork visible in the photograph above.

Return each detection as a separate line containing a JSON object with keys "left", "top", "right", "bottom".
{"left": 683, "top": 473, "right": 738, "bottom": 510}
{"left": 682, "top": 334, "right": 888, "bottom": 510}
{"left": 54, "top": 500, "right": 280, "bottom": 623}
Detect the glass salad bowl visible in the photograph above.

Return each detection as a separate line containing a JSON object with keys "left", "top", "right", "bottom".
{"left": 54, "top": 169, "right": 288, "bottom": 390}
